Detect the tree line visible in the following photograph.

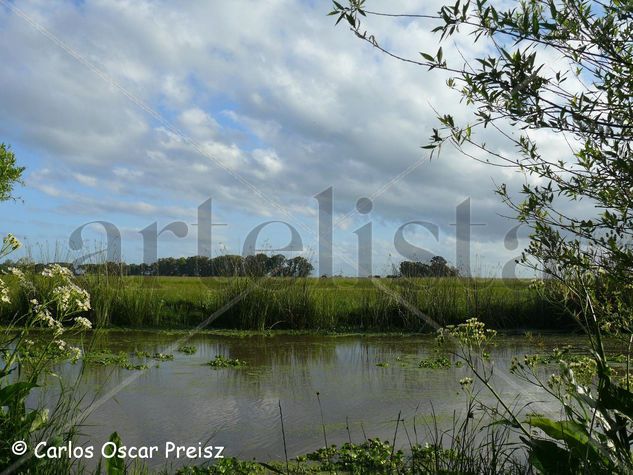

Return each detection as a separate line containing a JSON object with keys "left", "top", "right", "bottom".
{"left": 2, "top": 254, "right": 457, "bottom": 278}
{"left": 1, "top": 254, "right": 315, "bottom": 278}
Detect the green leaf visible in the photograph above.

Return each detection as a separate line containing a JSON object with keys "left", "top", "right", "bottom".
{"left": 105, "top": 432, "right": 125, "bottom": 475}
{"left": 524, "top": 437, "right": 576, "bottom": 474}
{"left": 0, "top": 381, "right": 37, "bottom": 407}
{"left": 25, "top": 408, "right": 48, "bottom": 432}
{"left": 258, "top": 462, "right": 285, "bottom": 473}
{"left": 601, "top": 382, "right": 633, "bottom": 420}
{"left": 525, "top": 416, "right": 605, "bottom": 463}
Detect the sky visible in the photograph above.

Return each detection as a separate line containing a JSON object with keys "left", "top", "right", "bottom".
{"left": 0, "top": 0, "right": 578, "bottom": 277}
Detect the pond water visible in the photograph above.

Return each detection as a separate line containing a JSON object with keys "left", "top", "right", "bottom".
{"left": 41, "top": 331, "right": 597, "bottom": 468}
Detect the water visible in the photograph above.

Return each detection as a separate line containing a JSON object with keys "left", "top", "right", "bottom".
{"left": 40, "top": 331, "right": 594, "bottom": 468}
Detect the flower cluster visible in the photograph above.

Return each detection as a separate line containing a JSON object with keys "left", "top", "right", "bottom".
{"left": 51, "top": 283, "right": 91, "bottom": 313}
{"left": 68, "top": 346, "right": 82, "bottom": 362}
{"left": 528, "top": 278, "right": 545, "bottom": 289}
{"left": 73, "top": 316, "right": 92, "bottom": 330}
{"left": 459, "top": 377, "right": 474, "bottom": 388}
{"left": 33, "top": 305, "right": 64, "bottom": 336}
{"left": 41, "top": 263, "right": 73, "bottom": 279}
{"left": 7, "top": 266, "right": 35, "bottom": 292}
{"left": 436, "top": 318, "right": 497, "bottom": 348}
{"left": 10, "top": 264, "right": 94, "bottom": 341}
{"left": 0, "top": 278, "right": 10, "bottom": 304}
{"left": 1, "top": 233, "right": 21, "bottom": 257}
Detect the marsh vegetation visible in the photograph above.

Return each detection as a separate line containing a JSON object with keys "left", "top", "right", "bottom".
{"left": 0, "top": 273, "right": 563, "bottom": 332}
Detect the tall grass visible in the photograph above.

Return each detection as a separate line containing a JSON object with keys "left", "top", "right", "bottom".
{"left": 161, "top": 276, "right": 563, "bottom": 331}
{"left": 0, "top": 273, "right": 564, "bottom": 331}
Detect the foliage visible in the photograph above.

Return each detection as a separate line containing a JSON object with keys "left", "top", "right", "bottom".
{"left": 177, "top": 458, "right": 265, "bottom": 474}
{"left": 304, "top": 438, "right": 405, "bottom": 473}
{"left": 104, "top": 432, "right": 126, "bottom": 475}
{"left": 0, "top": 143, "right": 24, "bottom": 202}
{"left": 177, "top": 345, "right": 197, "bottom": 354}
{"left": 331, "top": 0, "right": 633, "bottom": 296}
{"left": 438, "top": 317, "right": 633, "bottom": 474}
{"left": 331, "top": 1, "right": 633, "bottom": 472}
{"left": 400, "top": 256, "right": 459, "bottom": 278}
{"left": 0, "top": 258, "right": 93, "bottom": 471}
{"left": 84, "top": 350, "right": 149, "bottom": 370}
{"left": 76, "top": 253, "right": 315, "bottom": 278}
{"left": 0, "top": 274, "right": 555, "bottom": 331}
{"left": 417, "top": 355, "right": 452, "bottom": 369}
{"left": 206, "top": 355, "right": 247, "bottom": 369}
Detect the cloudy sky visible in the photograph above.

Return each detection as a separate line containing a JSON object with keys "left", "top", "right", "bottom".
{"left": 0, "top": 0, "right": 575, "bottom": 276}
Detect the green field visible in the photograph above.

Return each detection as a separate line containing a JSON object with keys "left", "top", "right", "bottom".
{"left": 1, "top": 275, "right": 567, "bottom": 331}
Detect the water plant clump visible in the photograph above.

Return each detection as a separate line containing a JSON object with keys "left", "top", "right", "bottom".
{"left": 176, "top": 433, "right": 522, "bottom": 474}
{"left": 84, "top": 350, "right": 148, "bottom": 371}
{"left": 206, "top": 355, "right": 246, "bottom": 369}
{"left": 133, "top": 350, "right": 174, "bottom": 361}
{"left": 177, "top": 345, "right": 197, "bottom": 354}
{"left": 418, "top": 355, "right": 452, "bottom": 369}
{"left": 304, "top": 439, "right": 405, "bottom": 473}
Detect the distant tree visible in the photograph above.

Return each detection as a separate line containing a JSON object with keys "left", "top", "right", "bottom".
{"left": 212, "top": 255, "right": 244, "bottom": 276}
{"left": 399, "top": 256, "right": 458, "bottom": 277}
{"left": 157, "top": 257, "right": 179, "bottom": 276}
{"left": 429, "top": 256, "right": 458, "bottom": 277}
{"left": 267, "top": 254, "right": 287, "bottom": 275}
{"left": 243, "top": 253, "right": 269, "bottom": 276}
{"left": 399, "top": 260, "right": 430, "bottom": 277}
{"left": 45, "top": 254, "right": 315, "bottom": 278}
{"left": 282, "top": 256, "right": 314, "bottom": 277}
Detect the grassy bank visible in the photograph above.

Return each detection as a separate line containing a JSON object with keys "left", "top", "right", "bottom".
{"left": 0, "top": 275, "right": 566, "bottom": 331}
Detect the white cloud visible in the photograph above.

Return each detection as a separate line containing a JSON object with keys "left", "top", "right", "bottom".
{"left": 0, "top": 0, "right": 585, "bottom": 273}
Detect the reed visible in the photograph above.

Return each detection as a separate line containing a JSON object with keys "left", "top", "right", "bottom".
{"left": 1, "top": 273, "right": 565, "bottom": 331}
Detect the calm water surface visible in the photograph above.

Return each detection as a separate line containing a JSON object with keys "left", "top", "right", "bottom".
{"left": 44, "top": 331, "right": 596, "bottom": 468}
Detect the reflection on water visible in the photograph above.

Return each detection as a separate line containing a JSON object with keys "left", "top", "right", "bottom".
{"left": 40, "top": 332, "right": 593, "bottom": 467}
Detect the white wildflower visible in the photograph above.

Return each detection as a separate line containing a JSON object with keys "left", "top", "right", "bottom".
{"left": 68, "top": 346, "right": 82, "bottom": 362}
{"left": 52, "top": 283, "right": 90, "bottom": 313}
{"left": 459, "top": 377, "right": 474, "bottom": 387}
{"left": 73, "top": 316, "right": 92, "bottom": 330}
{"left": 8, "top": 266, "right": 24, "bottom": 279}
{"left": 3, "top": 234, "right": 21, "bottom": 251}
{"left": 54, "top": 339, "right": 66, "bottom": 352}
{"left": 7, "top": 266, "right": 35, "bottom": 291}
{"left": 41, "top": 263, "right": 73, "bottom": 280}
{"left": 0, "top": 279, "right": 10, "bottom": 304}
{"left": 35, "top": 307, "right": 64, "bottom": 335}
